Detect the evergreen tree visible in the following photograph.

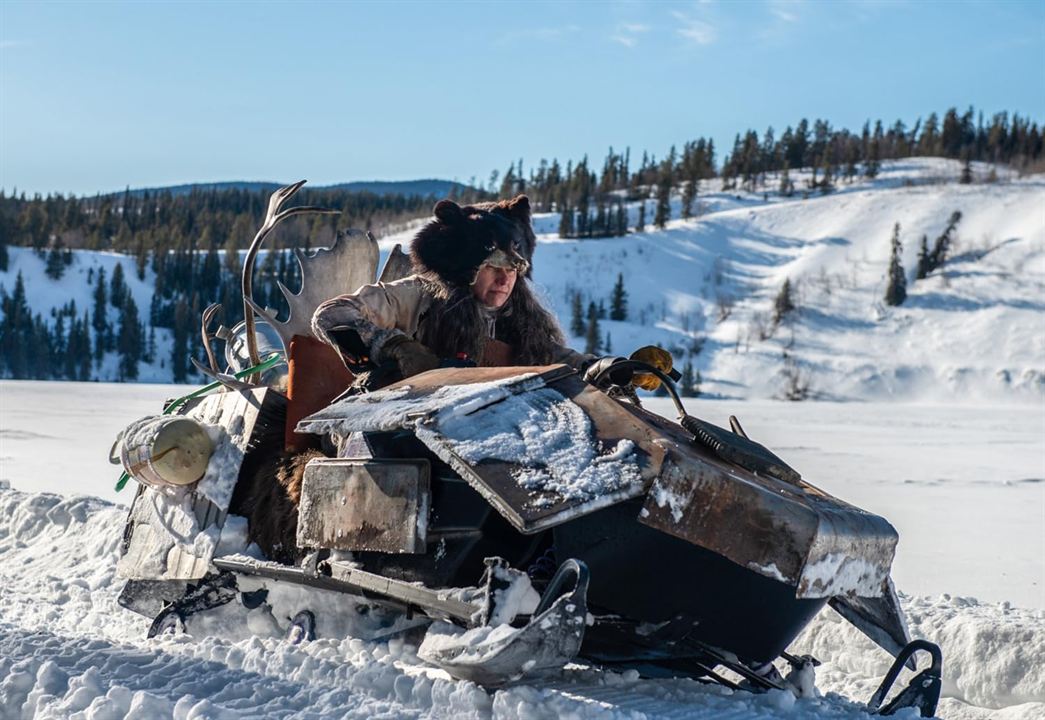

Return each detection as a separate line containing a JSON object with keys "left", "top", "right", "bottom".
{"left": 928, "top": 210, "right": 962, "bottom": 272}
{"left": 110, "top": 262, "right": 127, "bottom": 308}
{"left": 680, "top": 361, "right": 699, "bottom": 397}
{"left": 884, "top": 222, "right": 907, "bottom": 306}
{"left": 0, "top": 273, "right": 31, "bottom": 377}
{"left": 773, "top": 277, "right": 796, "bottom": 324}
{"left": 45, "top": 238, "right": 67, "bottom": 280}
{"left": 615, "top": 201, "right": 627, "bottom": 236}
{"left": 604, "top": 332, "right": 612, "bottom": 354}
{"left": 92, "top": 267, "right": 108, "bottom": 360}
{"left": 609, "top": 273, "right": 628, "bottom": 321}
{"left": 960, "top": 156, "right": 973, "bottom": 184}
{"left": 654, "top": 174, "right": 671, "bottom": 228}
{"left": 636, "top": 202, "right": 646, "bottom": 232}
{"left": 819, "top": 155, "right": 834, "bottom": 194}
{"left": 558, "top": 204, "right": 574, "bottom": 239}
{"left": 916, "top": 235, "right": 930, "bottom": 280}
{"left": 681, "top": 178, "right": 696, "bottom": 219}
{"left": 117, "top": 293, "right": 143, "bottom": 380}
{"left": 584, "top": 302, "right": 602, "bottom": 354}
{"left": 171, "top": 297, "right": 190, "bottom": 383}
{"left": 779, "top": 164, "right": 793, "bottom": 197}
{"left": 569, "top": 292, "right": 585, "bottom": 336}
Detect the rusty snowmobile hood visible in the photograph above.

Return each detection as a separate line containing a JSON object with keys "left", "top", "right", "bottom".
{"left": 298, "top": 365, "right": 899, "bottom": 602}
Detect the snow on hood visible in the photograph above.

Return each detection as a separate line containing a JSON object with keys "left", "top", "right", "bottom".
{"left": 422, "top": 385, "right": 642, "bottom": 506}
{"left": 300, "top": 372, "right": 643, "bottom": 507}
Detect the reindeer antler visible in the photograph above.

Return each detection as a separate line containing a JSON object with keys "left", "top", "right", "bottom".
{"left": 242, "top": 181, "right": 340, "bottom": 380}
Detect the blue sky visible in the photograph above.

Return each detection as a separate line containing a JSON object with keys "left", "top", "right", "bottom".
{"left": 1, "top": 0, "right": 1042, "bottom": 197}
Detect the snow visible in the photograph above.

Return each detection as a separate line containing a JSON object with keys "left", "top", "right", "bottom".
{"left": 0, "top": 159, "right": 1043, "bottom": 717}
{"left": 432, "top": 387, "right": 642, "bottom": 505}
{"left": 373, "top": 159, "right": 1045, "bottom": 405}
{"left": 2, "top": 381, "right": 1043, "bottom": 718}
{"left": 303, "top": 374, "right": 643, "bottom": 507}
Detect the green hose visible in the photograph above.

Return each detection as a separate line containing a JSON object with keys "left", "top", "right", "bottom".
{"left": 114, "top": 352, "right": 285, "bottom": 492}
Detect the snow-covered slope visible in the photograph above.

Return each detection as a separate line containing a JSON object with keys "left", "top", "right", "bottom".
{"left": 381, "top": 158, "right": 1045, "bottom": 403}
{"left": 4, "top": 158, "right": 1043, "bottom": 401}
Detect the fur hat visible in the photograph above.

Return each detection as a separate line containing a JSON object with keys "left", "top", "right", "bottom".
{"left": 411, "top": 195, "right": 535, "bottom": 287}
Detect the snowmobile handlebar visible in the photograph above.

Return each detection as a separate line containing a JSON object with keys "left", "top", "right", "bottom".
{"left": 589, "top": 358, "right": 689, "bottom": 420}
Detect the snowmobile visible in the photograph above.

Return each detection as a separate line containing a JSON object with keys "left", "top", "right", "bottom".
{"left": 110, "top": 182, "right": 942, "bottom": 717}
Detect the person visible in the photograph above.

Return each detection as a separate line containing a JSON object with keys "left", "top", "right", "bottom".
{"left": 312, "top": 195, "right": 590, "bottom": 383}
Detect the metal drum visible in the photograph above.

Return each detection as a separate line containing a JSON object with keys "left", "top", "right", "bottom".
{"left": 116, "top": 416, "right": 214, "bottom": 492}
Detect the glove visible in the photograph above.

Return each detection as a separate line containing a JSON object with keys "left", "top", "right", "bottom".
{"left": 381, "top": 335, "right": 441, "bottom": 379}
{"left": 583, "top": 356, "right": 635, "bottom": 387}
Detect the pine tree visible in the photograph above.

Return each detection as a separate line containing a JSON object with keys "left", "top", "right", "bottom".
{"left": 916, "top": 235, "right": 930, "bottom": 280}
{"left": 615, "top": 201, "right": 627, "bottom": 236}
{"left": 117, "top": 293, "right": 143, "bottom": 380}
{"left": 45, "top": 238, "right": 67, "bottom": 280}
{"left": 558, "top": 204, "right": 574, "bottom": 239}
{"left": 960, "top": 156, "right": 973, "bottom": 184}
{"left": 0, "top": 273, "right": 31, "bottom": 377}
{"left": 773, "top": 277, "right": 796, "bottom": 324}
{"left": 92, "top": 267, "right": 108, "bottom": 361}
{"left": 819, "top": 156, "right": 834, "bottom": 194}
{"left": 928, "top": 210, "right": 962, "bottom": 272}
{"left": 609, "top": 273, "right": 628, "bottom": 321}
{"left": 681, "top": 178, "right": 696, "bottom": 219}
{"left": 604, "top": 332, "right": 612, "bottom": 354}
{"left": 779, "top": 163, "right": 793, "bottom": 197}
{"left": 654, "top": 173, "right": 672, "bottom": 229}
{"left": 636, "top": 202, "right": 646, "bottom": 232}
{"left": 584, "top": 302, "right": 602, "bottom": 354}
{"left": 172, "top": 297, "right": 190, "bottom": 383}
{"left": 569, "top": 292, "right": 585, "bottom": 336}
{"left": 884, "top": 222, "right": 907, "bottom": 306}
{"left": 680, "top": 361, "right": 699, "bottom": 397}
{"left": 110, "top": 262, "right": 127, "bottom": 308}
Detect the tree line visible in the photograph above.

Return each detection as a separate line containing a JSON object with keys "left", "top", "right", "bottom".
{"left": 0, "top": 247, "right": 302, "bottom": 382}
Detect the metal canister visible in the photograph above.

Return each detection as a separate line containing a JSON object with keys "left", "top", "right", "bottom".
{"left": 117, "top": 416, "right": 214, "bottom": 491}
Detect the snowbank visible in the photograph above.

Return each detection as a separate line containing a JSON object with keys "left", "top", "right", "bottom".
{"left": 2, "top": 484, "right": 1043, "bottom": 719}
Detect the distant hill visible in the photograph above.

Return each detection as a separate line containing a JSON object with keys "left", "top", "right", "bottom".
{"left": 115, "top": 179, "right": 470, "bottom": 198}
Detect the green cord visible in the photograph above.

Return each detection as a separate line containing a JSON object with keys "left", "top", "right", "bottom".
{"left": 114, "top": 353, "right": 285, "bottom": 492}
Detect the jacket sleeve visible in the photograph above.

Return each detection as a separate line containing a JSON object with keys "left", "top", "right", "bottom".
{"left": 311, "top": 276, "right": 426, "bottom": 363}
{"left": 548, "top": 343, "right": 595, "bottom": 372}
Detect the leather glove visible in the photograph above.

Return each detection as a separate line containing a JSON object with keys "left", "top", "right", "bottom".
{"left": 583, "top": 356, "right": 635, "bottom": 387}
{"left": 381, "top": 335, "right": 441, "bottom": 378}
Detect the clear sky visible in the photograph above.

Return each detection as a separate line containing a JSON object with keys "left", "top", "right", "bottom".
{"left": 1, "top": 0, "right": 1042, "bottom": 197}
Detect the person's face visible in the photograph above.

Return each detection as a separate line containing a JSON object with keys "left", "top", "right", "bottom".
{"left": 472, "top": 264, "right": 517, "bottom": 308}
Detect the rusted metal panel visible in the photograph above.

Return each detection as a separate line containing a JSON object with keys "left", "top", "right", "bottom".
{"left": 301, "top": 366, "right": 669, "bottom": 534}
{"left": 635, "top": 408, "right": 898, "bottom": 599}
{"left": 297, "top": 458, "right": 431, "bottom": 553}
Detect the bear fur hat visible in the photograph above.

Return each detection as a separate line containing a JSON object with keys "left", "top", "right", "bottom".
{"left": 411, "top": 195, "right": 535, "bottom": 287}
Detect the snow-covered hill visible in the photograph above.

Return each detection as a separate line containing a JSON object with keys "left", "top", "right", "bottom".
{"left": 329, "top": 158, "right": 1045, "bottom": 403}
{"left": 3, "top": 158, "right": 1044, "bottom": 401}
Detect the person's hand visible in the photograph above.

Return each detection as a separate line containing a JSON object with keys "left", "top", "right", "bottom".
{"left": 583, "top": 356, "right": 634, "bottom": 387}
{"left": 382, "top": 335, "right": 441, "bottom": 378}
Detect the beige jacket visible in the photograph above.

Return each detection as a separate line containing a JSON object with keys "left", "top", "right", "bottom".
{"left": 312, "top": 275, "right": 589, "bottom": 368}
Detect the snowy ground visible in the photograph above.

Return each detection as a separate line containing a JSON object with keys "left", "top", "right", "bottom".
{"left": 1, "top": 380, "right": 1043, "bottom": 719}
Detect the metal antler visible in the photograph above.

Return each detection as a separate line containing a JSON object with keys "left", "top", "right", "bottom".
{"left": 242, "top": 181, "right": 339, "bottom": 381}
{"left": 199, "top": 303, "right": 223, "bottom": 374}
